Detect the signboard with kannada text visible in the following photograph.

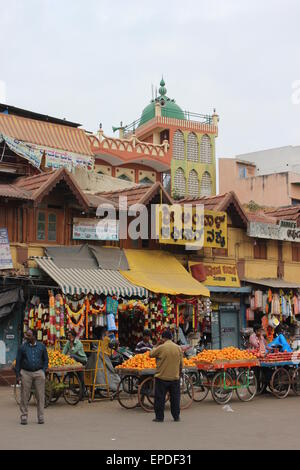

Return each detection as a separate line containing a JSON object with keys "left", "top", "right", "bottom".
{"left": 156, "top": 205, "right": 227, "bottom": 248}
{"left": 189, "top": 262, "right": 240, "bottom": 287}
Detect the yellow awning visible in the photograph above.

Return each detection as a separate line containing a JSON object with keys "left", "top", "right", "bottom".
{"left": 121, "top": 250, "right": 210, "bottom": 296}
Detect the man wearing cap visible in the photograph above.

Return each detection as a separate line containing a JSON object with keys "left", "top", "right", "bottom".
{"left": 150, "top": 329, "right": 183, "bottom": 423}
{"left": 135, "top": 330, "right": 153, "bottom": 354}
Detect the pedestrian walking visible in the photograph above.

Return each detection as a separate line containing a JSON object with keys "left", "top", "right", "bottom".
{"left": 15, "top": 329, "right": 48, "bottom": 425}
{"left": 149, "top": 330, "right": 183, "bottom": 423}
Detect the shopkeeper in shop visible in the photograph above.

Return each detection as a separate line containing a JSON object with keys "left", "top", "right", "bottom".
{"left": 135, "top": 329, "right": 153, "bottom": 354}
{"left": 63, "top": 331, "right": 87, "bottom": 397}
{"left": 249, "top": 326, "right": 267, "bottom": 354}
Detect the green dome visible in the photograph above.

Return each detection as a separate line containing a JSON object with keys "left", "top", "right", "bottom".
{"left": 139, "top": 79, "right": 185, "bottom": 127}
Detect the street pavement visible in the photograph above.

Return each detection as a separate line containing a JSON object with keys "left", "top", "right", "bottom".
{"left": 0, "top": 386, "right": 299, "bottom": 450}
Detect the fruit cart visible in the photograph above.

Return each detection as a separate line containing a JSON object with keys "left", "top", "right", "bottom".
{"left": 116, "top": 367, "right": 194, "bottom": 412}
{"left": 259, "top": 351, "right": 300, "bottom": 399}
{"left": 195, "top": 358, "right": 259, "bottom": 405}
{"left": 13, "top": 363, "right": 84, "bottom": 407}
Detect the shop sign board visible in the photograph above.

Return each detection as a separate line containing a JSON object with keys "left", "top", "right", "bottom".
{"left": 248, "top": 221, "right": 300, "bottom": 242}
{"left": 73, "top": 218, "right": 119, "bottom": 241}
{"left": 189, "top": 262, "right": 240, "bottom": 287}
{"left": 0, "top": 228, "right": 13, "bottom": 270}
{"left": 156, "top": 205, "right": 227, "bottom": 248}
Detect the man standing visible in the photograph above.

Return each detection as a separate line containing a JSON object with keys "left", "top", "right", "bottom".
{"left": 150, "top": 330, "right": 183, "bottom": 423}
{"left": 15, "top": 329, "right": 48, "bottom": 425}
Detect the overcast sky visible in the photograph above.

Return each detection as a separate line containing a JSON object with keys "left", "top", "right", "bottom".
{"left": 1, "top": 0, "right": 300, "bottom": 159}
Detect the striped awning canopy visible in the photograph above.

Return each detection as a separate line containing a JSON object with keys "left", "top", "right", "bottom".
{"left": 35, "top": 257, "right": 148, "bottom": 297}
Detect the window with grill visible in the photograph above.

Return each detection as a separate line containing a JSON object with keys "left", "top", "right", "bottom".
{"left": 200, "top": 171, "right": 212, "bottom": 196}
{"left": 172, "top": 130, "right": 185, "bottom": 161}
{"left": 292, "top": 243, "right": 300, "bottom": 262}
{"left": 188, "top": 170, "right": 199, "bottom": 197}
{"left": 254, "top": 240, "right": 267, "bottom": 259}
{"left": 187, "top": 133, "right": 198, "bottom": 162}
{"left": 200, "top": 134, "right": 212, "bottom": 164}
{"left": 48, "top": 213, "right": 57, "bottom": 242}
{"left": 174, "top": 168, "right": 186, "bottom": 197}
{"left": 37, "top": 211, "right": 46, "bottom": 240}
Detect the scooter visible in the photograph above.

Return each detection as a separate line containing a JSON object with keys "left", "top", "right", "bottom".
{"left": 108, "top": 340, "right": 135, "bottom": 368}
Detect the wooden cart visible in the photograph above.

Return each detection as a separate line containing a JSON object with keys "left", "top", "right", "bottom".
{"left": 195, "top": 359, "right": 259, "bottom": 405}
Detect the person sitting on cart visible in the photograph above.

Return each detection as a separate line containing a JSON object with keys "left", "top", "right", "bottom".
{"left": 135, "top": 329, "right": 153, "bottom": 354}
{"left": 63, "top": 330, "right": 87, "bottom": 398}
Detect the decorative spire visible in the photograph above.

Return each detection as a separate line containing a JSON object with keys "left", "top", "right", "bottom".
{"left": 159, "top": 76, "right": 167, "bottom": 97}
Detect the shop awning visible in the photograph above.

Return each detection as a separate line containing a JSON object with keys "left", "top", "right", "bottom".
{"left": 34, "top": 257, "right": 148, "bottom": 297}
{"left": 241, "top": 278, "right": 300, "bottom": 289}
{"left": 121, "top": 250, "right": 210, "bottom": 296}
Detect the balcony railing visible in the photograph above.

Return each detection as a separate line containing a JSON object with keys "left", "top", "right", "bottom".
{"left": 121, "top": 109, "right": 213, "bottom": 136}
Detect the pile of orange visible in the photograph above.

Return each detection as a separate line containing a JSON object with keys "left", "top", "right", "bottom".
{"left": 183, "top": 357, "right": 197, "bottom": 367}
{"left": 47, "top": 349, "right": 81, "bottom": 368}
{"left": 116, "top": 351, "right": 156, "bottom": 370}
{"left": 194, "top": 347, "right": 256, "bottom": 363}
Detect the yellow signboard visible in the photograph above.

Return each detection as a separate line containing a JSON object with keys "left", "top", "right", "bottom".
{"left": 189, "top": 262, "right": 240, "bottom": 287}
{"left": 156, "top": 205, "right": 227, "bottom": 248}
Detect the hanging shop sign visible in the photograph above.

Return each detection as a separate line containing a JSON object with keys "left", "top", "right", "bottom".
{"left": 0, "top": 228, "right": 13, "bottom": 270}
{"left": 156, "top": 205, "right": 227, "bottom": 248}
{"left": 189, "top": 262, "right": 240, "bottom": 287}
{"left": 248, "top": 221, "right": 300, "bottom": 242}
{"left": 73, "top": 217, "right": 119, "bottom": 241}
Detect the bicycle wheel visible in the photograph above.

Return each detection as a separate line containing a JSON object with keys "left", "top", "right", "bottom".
{"left": 117, "top": 375, "right": 139, "bottom": 409}
{"left": 190, "top": 371, "right": 210, "bottom": 402}
{"left": 180, "top": 374, "right": 194, "bottom": 409}
{"left": 63, "top": 372, "right": 82, "bottom": 405}
{"left": 48, "top": 373, "right": 62, "bottom": 404}
{"left": 270, "top": 367, "right": 291, "bottom": 399}
{"left": 236, "top": 369, "right": 257, "bottom": 402}
{"left": 211, "top": 371, "right": 233, "bottom": 405}
{"left": 138, "top": 376, "right": 155, "bottom": 412}
{"left": 291, "top": 369, "right": 300, "bottom": 395}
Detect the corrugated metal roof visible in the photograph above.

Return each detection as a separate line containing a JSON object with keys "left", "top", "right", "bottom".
{"left": 241, "top": 278, "right": 300, "bottom": 289}
{"left": 0, "top": 113, "right": 93, "bottom": 156}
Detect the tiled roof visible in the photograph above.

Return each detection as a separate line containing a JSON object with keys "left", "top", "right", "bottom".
{"left": 246, "top": 212, "right": 277, "bottom": 224}
{"left": 265, "top": 205, "right": 300, "bottom": 220}
{"left": 1, "top": 168, "right": 90, "bottom": 209}
{"left": 0, "top": 113, "right": 93, "bottom": 156}
{"left": 0, "top": 184, "right": 32, "bottom": 200}
{"left": 97, "top": 182, "right": 173, "bottom": 206}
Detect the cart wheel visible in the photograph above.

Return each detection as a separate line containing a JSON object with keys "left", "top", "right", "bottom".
{"left": 291, "top": 369, "right": 300, "bottom": 395}
{"left": 48, "top": 373, "right": 62, "bottom": 404}
{"left": 13, "top": 378, "right": 32, "bottom": 406}
{"left": 117, "top": 375, "right": 139, "bottom": 409}
{"left": 63, "top": 372, "right": 82, "bottom": 405}
{"left": 138, "top": 377, "right": 155, "bottom": 412}
{"left": 180, "top": 374, "right": 194, "bottom": 410}
{"left": 190, "top": 371, "right": 210, "bottom": 402}
{"left": 236, "top": 369, "right": 257, "bottom": 402}
{"left": 211, "top": 371, "right": 233, "bottom": 405}
{"left": 270, "top": 367, "right": 291, "bottom": 399}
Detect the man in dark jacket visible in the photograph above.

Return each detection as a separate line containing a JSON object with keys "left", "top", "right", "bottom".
{"left": 15, "top": 329, "right": 48, "bottom": 425}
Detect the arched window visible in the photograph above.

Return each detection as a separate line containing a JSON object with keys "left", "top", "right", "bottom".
{"left": 172, "top": 130, "right": 185, "bottom": 160}
{"left": 188, "top": 170, "right": 199, "bottom": 197}
{"left": 174, "top": 168, "right": 186, "bottom": 197}
{"left": 187, "top": 133, "right": 198, "bottom": 162}
{"left": 200, "top": 171, "right": 212, "bottom": 196}
{"left": 200, "top": 134, "right": 212, "bottom": 164}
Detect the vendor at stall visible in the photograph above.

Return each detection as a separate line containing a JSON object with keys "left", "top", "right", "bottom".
{"left": 135, "top": 329, "right": 153, "bottom": 354}
{"left": 63, "top": 331, "right": 87, "bottom": 398}
{"left": 249, "top": 326, "right": 267, "bottom": 354}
